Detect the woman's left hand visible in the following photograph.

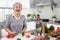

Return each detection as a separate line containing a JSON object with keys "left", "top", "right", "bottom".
{"left": 21, "top": 27, "right": 26, "bottom": 33}
{"left": 21, "top": 29, "right": 25, "bottom": 33}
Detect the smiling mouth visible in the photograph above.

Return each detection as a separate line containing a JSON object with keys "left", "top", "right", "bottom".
{"left": 16, "top": 10, "right": 20, "bottom": 12}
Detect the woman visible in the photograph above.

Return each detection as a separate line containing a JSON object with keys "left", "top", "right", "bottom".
{"left": 5, "top": 2, "right": 27, "bottom": 35}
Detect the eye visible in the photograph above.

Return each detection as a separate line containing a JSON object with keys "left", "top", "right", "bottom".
{"left": 16, "top": 6, "right": 17, "bottom": 8}
{"left": 19, "top": 7, "right": 20, "bottom": 8}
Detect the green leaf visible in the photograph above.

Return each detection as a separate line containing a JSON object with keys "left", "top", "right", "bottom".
{"left": 17, "top": 38, "right": 21, "bottom": 40}
{"left": 51, "top": 5, "right": 54, "bottom": 11}
{"left": 27, "top": 14, "right": 31, "bottom": 17}
{"left": 52, "top": 15, "right": 57, "bottom": 19}
{"left": 49, "top": 25, "right": 54, "bottom": 32}
{"left": 45, "top": 26, "right": 49, "bottom": 33}
{"left": 21, "top": 32, "right": 24, "bottom": 37}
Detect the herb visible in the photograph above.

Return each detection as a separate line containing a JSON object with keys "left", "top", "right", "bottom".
{"left": 45, "top": 26, "right": 49, "bottom": 33}
{"left": 51, "top": 5, "right": 54, "bottom": 11}
{"left": 17, "top": 38, "right": 21, "bottom": 40}
{"left": 52, "top": 15, "right": 57, "bottom": 19}
{"left": 49, "top": 25, "right": 54, "bottom": 32}
{"left": 27, "top": 14, "right": 31, "bottom": 17}
{"left": 21, "top": 32, "right": 24, "bottom": 37}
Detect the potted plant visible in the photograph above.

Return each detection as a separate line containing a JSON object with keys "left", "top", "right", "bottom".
{"left": 52, "top": 15, "right": 57, "bottom": 21}
{"left": 27, "top": 12, "right": 36, "bottom": 21}
{"left": 27, "top": 14, "right": 31, "bottom": 19}
{"left": 31, "top": 13, "right": 36, "bottom": 21}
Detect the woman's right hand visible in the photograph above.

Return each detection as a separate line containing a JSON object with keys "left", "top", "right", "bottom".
{"left": 9, "top": 32, "right": 17, "bottom": 35}
{"left": 5, "top": 28, "right": 17, "bottom": 35}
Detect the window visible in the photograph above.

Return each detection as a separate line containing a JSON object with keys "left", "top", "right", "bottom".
{"left": 0, "top": 0, "right": 30, "bottom": 8}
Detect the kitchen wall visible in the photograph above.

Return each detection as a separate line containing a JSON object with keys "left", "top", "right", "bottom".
{"left": 30, "top": 0, "right": 60, "bottom": 21}
{"left": 38, "top": 6, "right": 60, "bottom": 21}
{"left": 0, "top": 6, "right": 60, "bottom": 22}
{"left": 0, "top": 0, "right": 60, "bottom": 22}
{"left": 0, "top": 8, "right": 35, "bottom": 22}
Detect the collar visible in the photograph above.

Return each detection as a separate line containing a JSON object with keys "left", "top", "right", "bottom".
{"left": 12, "top": 14, "right": 21, "bottom": 20}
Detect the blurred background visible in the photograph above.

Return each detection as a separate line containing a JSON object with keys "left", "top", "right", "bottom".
{"left": 0, "top": 0, "right": 60, "bottom": 22}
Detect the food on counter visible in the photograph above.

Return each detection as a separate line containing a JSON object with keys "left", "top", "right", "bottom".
{"left": 49, "top": 25, "right": 54, "bottom": 32}
{"left": 41, "top": 23, "right": 45, "bottom": 37}
{"left": 26, "top": 32, "right": 31, "bottom": 38}
{"left": 57, "top": 27, "right": 60, "bottom": 32}
{"left": 57, "top": 36, "right": 60, "bottom": 40}
{"left": 34, "top": 36, "right": 41, "bottom": 40}
{"left": 34, "top": 36, "right": 46, "bottom": 40}
{"left": 17, "top": 38, "right": 21, "bottom": 40}
{"left": 21, "top": 32, "right": 24, "bottom": 37}
{"left": 6, "top": 34, "right": 15, "bottom": 38}
{"left": 30, "top": 32, "right": 34, "bottom": 35}
{"left": 50, "top": 30, "right": 56, "bottom": 37}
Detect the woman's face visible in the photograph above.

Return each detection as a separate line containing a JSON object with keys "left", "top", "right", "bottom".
{"left": 13, "top": 3, "right": 22, "bottom": 14}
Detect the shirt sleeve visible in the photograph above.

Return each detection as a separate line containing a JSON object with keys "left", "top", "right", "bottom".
{"left": 5, "top": 15, "right": 11, "bottom": 29}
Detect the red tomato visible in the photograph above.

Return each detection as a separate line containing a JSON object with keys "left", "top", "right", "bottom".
{"left": 6, "top": 34, "right": 15, "bottom": 38}
{"left": 26, "top": 35, "right": 30, "bottom": 38}
{"left": 30, "top": 32, "right": 34, "bottom": 35}
{"left": 56, "top": 27, "right": 60, "bottom": 32}
{"left": 10, "top": 34, "right": 14, "bottom": 38}
{"left": 6, "top": 35, "right": 10, "bottom": 38}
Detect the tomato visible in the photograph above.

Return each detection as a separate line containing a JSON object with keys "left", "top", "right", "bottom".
{"left": 56, "top": 27, "right": 60, "bottom": 32}
{"left": 10, "top": 34, "right": 14, "bottom": 38}
{"left": 6, "top": 34, "right": 15, "bottom": 38}
{"left": 30, "top": 32, "right": 34, "bottom": 35}
{"left": 26, "top": 33, "right": 31, "bottom": 38}
{"left": 6, "top": 35, "right": 10, "bottom": 38}
{"left": 26, "top": 35, "right": 30, "bottom": 38}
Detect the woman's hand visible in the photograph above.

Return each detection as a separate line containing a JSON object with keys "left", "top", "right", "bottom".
{"left": 21, "top": 30, "right": 25, "bottom": 33}
{"left": 5, "top": 28, "right": 17, "bottom": 35}
{"left": 9, "top": 31, "right": 17, "bottom": 35}
{"left": 21, "top": 27, "right": 27, "bottom": 33}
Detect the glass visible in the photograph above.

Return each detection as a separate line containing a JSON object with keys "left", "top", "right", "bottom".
{"left": 36, "top": 28, "right": 41, "bottom": 36}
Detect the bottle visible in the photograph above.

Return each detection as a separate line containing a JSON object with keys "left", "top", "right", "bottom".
{"left": 41, "top": 23, "right": 45, "bottom": 38}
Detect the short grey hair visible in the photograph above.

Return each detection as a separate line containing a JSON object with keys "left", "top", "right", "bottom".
{"left": 13, "top": 2, "right": 22, "bottom": 8}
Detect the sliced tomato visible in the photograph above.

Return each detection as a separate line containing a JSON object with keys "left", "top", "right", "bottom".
{"left": 6, "top": 35, "right": 10, "bottom": 38}
{"left": 10, "top": 34, "right": 15, "bottom": 38}
{"left": 6, "top": 34, "right": 15, "bottom": 38}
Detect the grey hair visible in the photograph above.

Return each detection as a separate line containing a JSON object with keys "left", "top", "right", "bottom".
{"left": 13, "top": 2, "right": 22, "bottom": 9}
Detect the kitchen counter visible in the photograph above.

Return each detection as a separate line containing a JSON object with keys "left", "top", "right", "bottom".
{"left": 0, "top": 20, "right": 60, "bottom": 40}
{"left": 1, "top": 33, "right": 35, "bottom": 40}
{"left": 0, "top": 22, "right": 5, "bottom": 38}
